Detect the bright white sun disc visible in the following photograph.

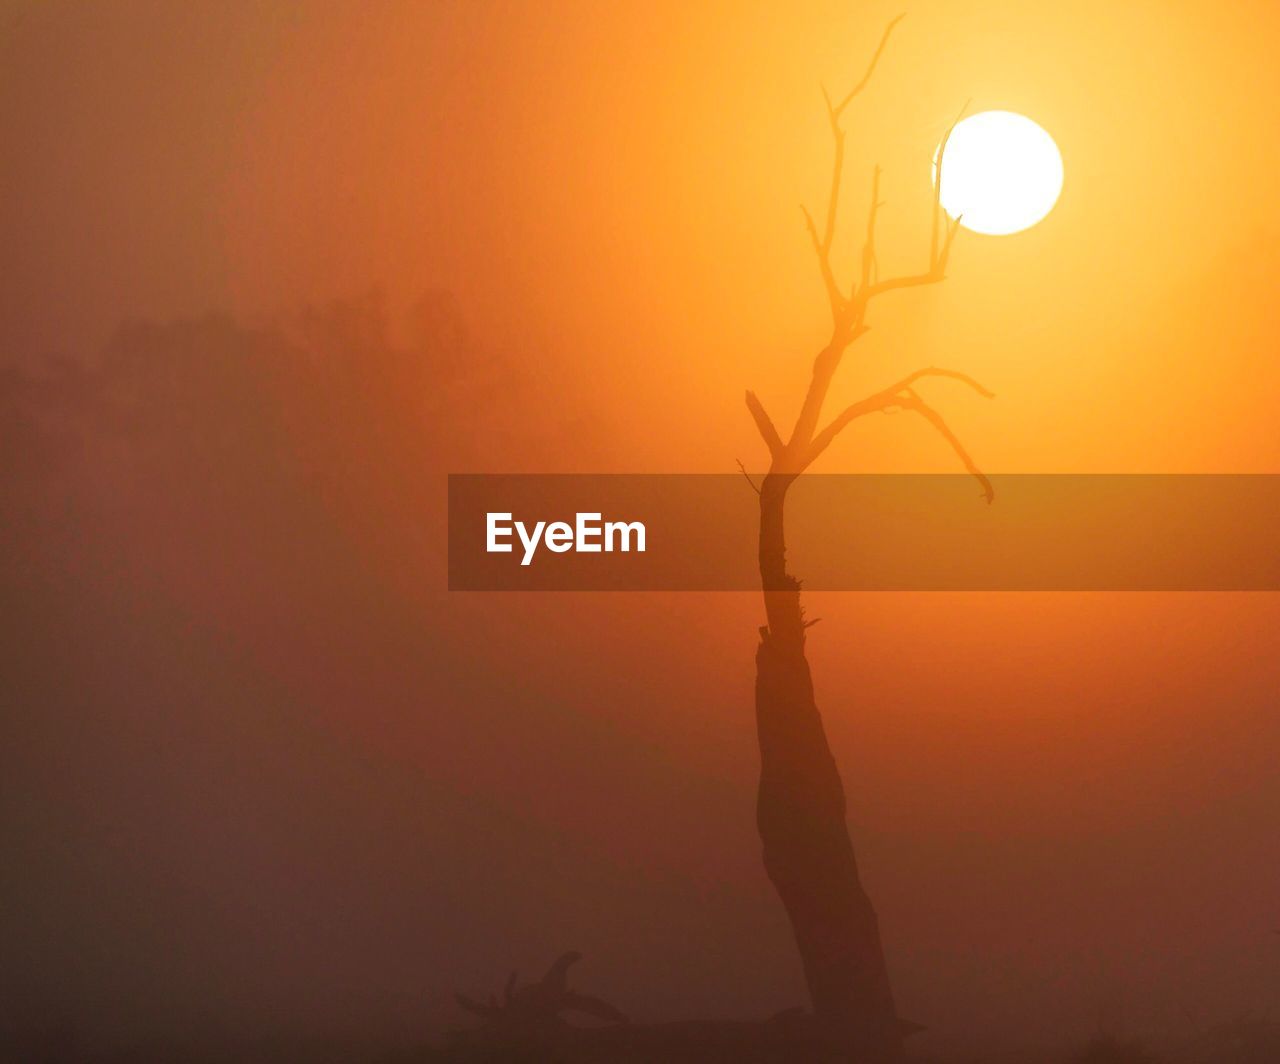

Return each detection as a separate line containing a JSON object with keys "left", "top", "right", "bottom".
{"left": 935, "top": 111, "right": 1063, "bottom": 236}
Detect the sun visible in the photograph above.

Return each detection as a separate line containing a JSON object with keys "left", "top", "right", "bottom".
{"left": 935, "top": 111, "right": 1063, "bottom": 236}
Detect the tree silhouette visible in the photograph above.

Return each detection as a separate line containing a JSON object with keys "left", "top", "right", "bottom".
{"left": 744, "top": 17, "right": 993, "bottom": 1058}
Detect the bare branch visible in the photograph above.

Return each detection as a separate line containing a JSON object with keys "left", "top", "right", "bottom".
{"left": 848, "top": 216, "right": 958, "bottom": 305}
{"left": 785, "top": 18, "right": 985, "bottom": 471}
{"left": 789, "top": 335, "right": 863, "bottom": 455}
{"left": 745, "top": 390, "right": 784, "bottom": 457}
{"left": 801, "top": 16, "right": 903, "bottom": 325}
{"left": 864, "top": 212, "right": 963, "bottom": 298}
{"left": 937, "top": 214, "right": 963, "bottom": 275}
{"left": 802, "top": 205, "right": 844, "bottom": 315}
{"left": 804, "top": 367, "right": 994, "bottom": 477}
{"left": 830, "top": 14, "right": 905, "bottom": 120}
{"left": 865, "top": 268, "right": 944, "bottom": 299}
{"left": 805, "top": 390, "right": 904, "bottom": 466}
{"left": 845, "top": 97, "right": 969, "bottom": 306}
{"left": 859, "top": 165, "right": 883, "bottom": 296}
{"left": 736, "top": 458, "right": 762, "bottom": 495}
{"left": 820, "top": 112, "right": 845, "bottom": 254}
{"left": 931, "top": 99, "right": 970, "bottom": 269}
{"left": 897, "top": 390, "right": 994, "bottom": 503}
{"left": 801, "top": 204, "right": 821, "bottom": 253}
{"left": 885, "top": 366, "right": 994, "bottom": 398}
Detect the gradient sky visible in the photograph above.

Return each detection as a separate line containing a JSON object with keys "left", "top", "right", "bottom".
{"left": 3, "top": 1, "right": 1279, "bottom": 1057}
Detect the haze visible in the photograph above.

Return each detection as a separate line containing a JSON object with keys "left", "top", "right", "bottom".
{"left": 3, "top": 2, "right": 1279, "bottom": 1059}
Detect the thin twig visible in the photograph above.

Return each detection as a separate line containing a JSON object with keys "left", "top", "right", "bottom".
{"left": 859, "top": 165, "right": 882, "bottom": 296}
{"left": 830, "top": 14, "right": 905, "bottom": 120}
{"left": 896, "top": 391, "right": 994, "bottom": 503}
{"left": 801, "top": 16, "right": 904, "bottom": 325}
{"left": 820, "top": 119, "right": 845, "bottom": 256}
{"left": 736, "top": 459, "right": 762, "bottom": 495}
{"left": 931, "top": 98, "right": 971, "bottom": 269}
{"left": 885, "top": 366, "right": 994, "bottom": 398}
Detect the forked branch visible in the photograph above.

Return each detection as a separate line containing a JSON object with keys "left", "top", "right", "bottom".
{"left": 805, "top": 368, "right": 994, "bottom": 501}
{"left": 748, "top": 19, "right": 990, "bottom": 495}
{"left": 856, "top": 98, "right": 969, "bottom": 303}
{"left": 803, "top": 14, "right": 904, "bottom": 323}
{"left": 802, "top": 205, "right": 844, "bottom": 316}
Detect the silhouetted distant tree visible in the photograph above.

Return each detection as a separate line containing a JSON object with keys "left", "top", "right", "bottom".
{"left": 1, "top": 291, "right": 583, "bottom": 596}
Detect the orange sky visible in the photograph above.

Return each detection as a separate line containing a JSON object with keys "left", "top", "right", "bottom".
{"left": 7, "top": 1, "right": 1280, "bottom": 475}
{"left": 3, "top": 2, "right": 1279, "bottom": 1056}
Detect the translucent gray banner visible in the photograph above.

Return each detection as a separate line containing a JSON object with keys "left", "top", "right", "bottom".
{"left": 447, "top": 475, "right": 1280, "bottom": 590}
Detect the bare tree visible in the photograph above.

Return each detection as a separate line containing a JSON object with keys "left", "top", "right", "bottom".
{"left": 745, "top": 17, "right": 992, "bottom": 1059}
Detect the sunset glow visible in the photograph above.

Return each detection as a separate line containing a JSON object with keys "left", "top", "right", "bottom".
{"left": 8, "top": 5, "right": 1280, "bottom": 1060}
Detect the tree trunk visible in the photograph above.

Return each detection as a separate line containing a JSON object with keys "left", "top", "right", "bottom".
{"left": 755, "top": 472, "right": 902, "bottom": 1060}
